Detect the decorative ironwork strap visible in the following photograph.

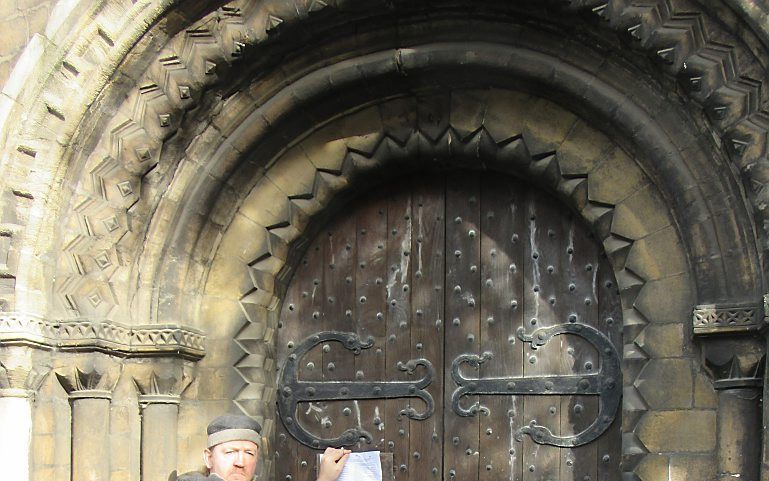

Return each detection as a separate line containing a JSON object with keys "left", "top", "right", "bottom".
{"left": 450, "top": 322, "right": 621, "bottom": 447}
{"left": 277, "top": 331, "right": 435, "bottom": 449}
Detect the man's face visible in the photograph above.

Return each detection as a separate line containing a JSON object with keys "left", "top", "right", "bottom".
{"left": 204, "top": 440, "right": 259, "bottom": 481}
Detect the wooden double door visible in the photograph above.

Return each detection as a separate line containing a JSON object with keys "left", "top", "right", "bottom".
{"left": 275, "top": 173, "right": 622, "bottom": 481}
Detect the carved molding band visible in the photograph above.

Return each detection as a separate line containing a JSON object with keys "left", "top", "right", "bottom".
{"left": 138, "top": 393, "right": 182, "bottom": 406}
{"left": 0, "top": 388, "right": 36, "bottom": 399}
{"left": 692, "top": 303, "right": 764, "bottom": 335}
{"left": 0, "top": 315, "right": 205, "bottom": 360}
{"left": 68, "top": 389, "right": 114, "bottom": 400}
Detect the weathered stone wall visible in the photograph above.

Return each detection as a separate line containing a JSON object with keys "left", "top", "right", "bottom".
{"left": 0, "top": 0, "right": 52, "bottom": 89}
{"left": 1, "top": 1, "right": 769, "bottom": 481}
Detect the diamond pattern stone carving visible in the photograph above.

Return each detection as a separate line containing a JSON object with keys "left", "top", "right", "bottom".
{"left": 102, "top": 215, "right": 120, "bottom": 232}
{"left": 116, "top": 181, "right": 133, "bottom": 197}
{"left": 693, "top": 303, "right": 762, "bottom": 335}
{"left": 135, "top": 147, "right": 152, "bottom": 162}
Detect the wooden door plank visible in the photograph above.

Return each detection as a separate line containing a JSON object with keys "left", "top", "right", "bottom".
{"left": 322, "top": 215, "right": 358, "bottom": 447}
{"left": 355, "top": 199, "right": 389, "bottom": 451}
{"left": 559, "top": 216, "right": 599, "bottom": 481}
{"left": 409, "top": 178, "right": 445, "bottom": 481}
{"left": 384, "top": 188, "right": 414, "bottom": 480}
{"left": 277, "top": 238, "right": 326, "bottom": 481}
{"left": 596, "top": 254, "right": 623, "bottom": 481}
{"left": 521, "top": 192, "right": 562, "bottom": 481}
{"left": 479, "top": 176, "right": 525, "bottom": 481}
{"left": 478, "top": 179, "right": 525, "bottom": 481}
{"left": 443, "top": 174, "right": 481, "bottom": 481}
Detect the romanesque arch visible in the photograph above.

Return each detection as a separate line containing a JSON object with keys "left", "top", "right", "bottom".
{"left": 1, "top": 1, "right": 767, "bottom": 480}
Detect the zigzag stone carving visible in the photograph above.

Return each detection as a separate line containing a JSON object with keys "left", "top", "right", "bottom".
{"left": 0, "top": 0, "right": 733, "bottom": 340}
{"left": 0, "top": 315, "right": 205, "bottom": 359}
{"left": 0, "top": 0, "right": 759, "bottom": 322}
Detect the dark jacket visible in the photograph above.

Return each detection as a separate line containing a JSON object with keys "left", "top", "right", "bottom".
{"left": 177, "top": 472, "right": 221, "bottom": 481}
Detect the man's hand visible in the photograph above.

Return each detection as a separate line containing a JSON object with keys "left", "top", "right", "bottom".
{"left": 316, "top": 447, "right": 351, "bottom": 481}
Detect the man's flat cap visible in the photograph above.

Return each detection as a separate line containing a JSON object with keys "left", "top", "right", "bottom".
{"left": 206, "top": 414, "right": 262, "bottom": 449}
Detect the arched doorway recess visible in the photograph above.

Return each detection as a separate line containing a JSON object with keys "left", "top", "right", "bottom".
{"left": 209, "top": 86, "right": 695, "bottom": 481}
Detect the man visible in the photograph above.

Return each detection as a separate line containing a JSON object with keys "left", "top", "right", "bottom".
{"left": 179, "top": 414, "right": 350, "bottom": 481}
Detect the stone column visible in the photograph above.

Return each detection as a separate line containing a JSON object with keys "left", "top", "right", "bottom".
{"left": 56, "top": 356, "right": 121, "bottom": 481}
{"left": 132, "top": 361, "right": 192, "bottom": 481}
{"left": 763, "top": 295, "right": 769, "bottom": 481}
{"left": 764, "top": 343, "right": 769, "bottom": 481}
{"left": 1, "top": 316, "right": 205, "bottom": 481}
{"left": 0, "top": 351, "right": 49, "bottom": 481}
{"left": 694, "top": 303, "right": 765, "bottom": 481}
{"left": 711, "top": 359, "right": 762, "bottom": 481}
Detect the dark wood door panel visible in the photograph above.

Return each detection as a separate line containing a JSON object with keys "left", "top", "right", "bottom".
{"left": 275, "top": 173, "right": 622, "bottom": 481}
{"left": 384, "top": 184, "right": 417, "bottom": 479}
{"left": 478, "top": 175, "right": 525, "bottom": 481}
{"left": 408, "top": 178, "right": 445, "bottom": 480}
{"left": 443, "top": 174, "right": 481, "bottom": 481}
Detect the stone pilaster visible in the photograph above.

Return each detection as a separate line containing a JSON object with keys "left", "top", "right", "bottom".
{"left": 132, "top": 360, "right": 193, "bottom": 481}
{"left": 694, "top": 303, "right": 765, "bottom": 481}
{"left": 0, "top": 348, "right": 49, "bottom": 481}
{"left": 2, "top": 315, "right": 205, "bottom": 479}
{"left": 56, "top": 356, "right": 121, "bottom": 481}
{"left": 762, "top": 295, "right": 769, "bottom": 481}
{"left": 708, "top": 355, "right": 763, "bottom": 481}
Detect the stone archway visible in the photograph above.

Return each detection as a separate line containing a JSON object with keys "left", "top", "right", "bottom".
{"left": 0, "top": 2, "right": 768, "bottom": 481}
{"left": 0, "top": 1, "right": 765, "bottom": 320}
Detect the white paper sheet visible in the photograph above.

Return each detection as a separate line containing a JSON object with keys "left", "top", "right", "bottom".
{"left": 323, "top": 451, "right": 382, "bottom": 481}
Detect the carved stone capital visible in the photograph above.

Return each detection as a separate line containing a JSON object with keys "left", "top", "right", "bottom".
{"left": 55, "top": 355, "right": 122, "bottom": 399}
{"left": 0, "top": 364, "right": 49, "bottom": 399}
{"left": 693, "top": 330, "right": 765, "bottom": 391}
{"left": 131, "top": 360, "right": 193, "bottom": 406}
{"left": 0, "top": 346, "right": 50, "bottom": 399}
{"left": 704, "top": 353, "right": 765, "bottom": 390}
{"left": 0, "top": 313, "right": 205, "bottom": 360}
{"left": 693, "top": 302, "right": 764, "bottom": 336}
{"left": 692, "top": 300, "right": 768, "bottom": 389}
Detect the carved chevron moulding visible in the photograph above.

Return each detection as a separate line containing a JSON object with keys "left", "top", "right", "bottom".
{"left": 0, "top": 315, "right": 205, "bottom": 359}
